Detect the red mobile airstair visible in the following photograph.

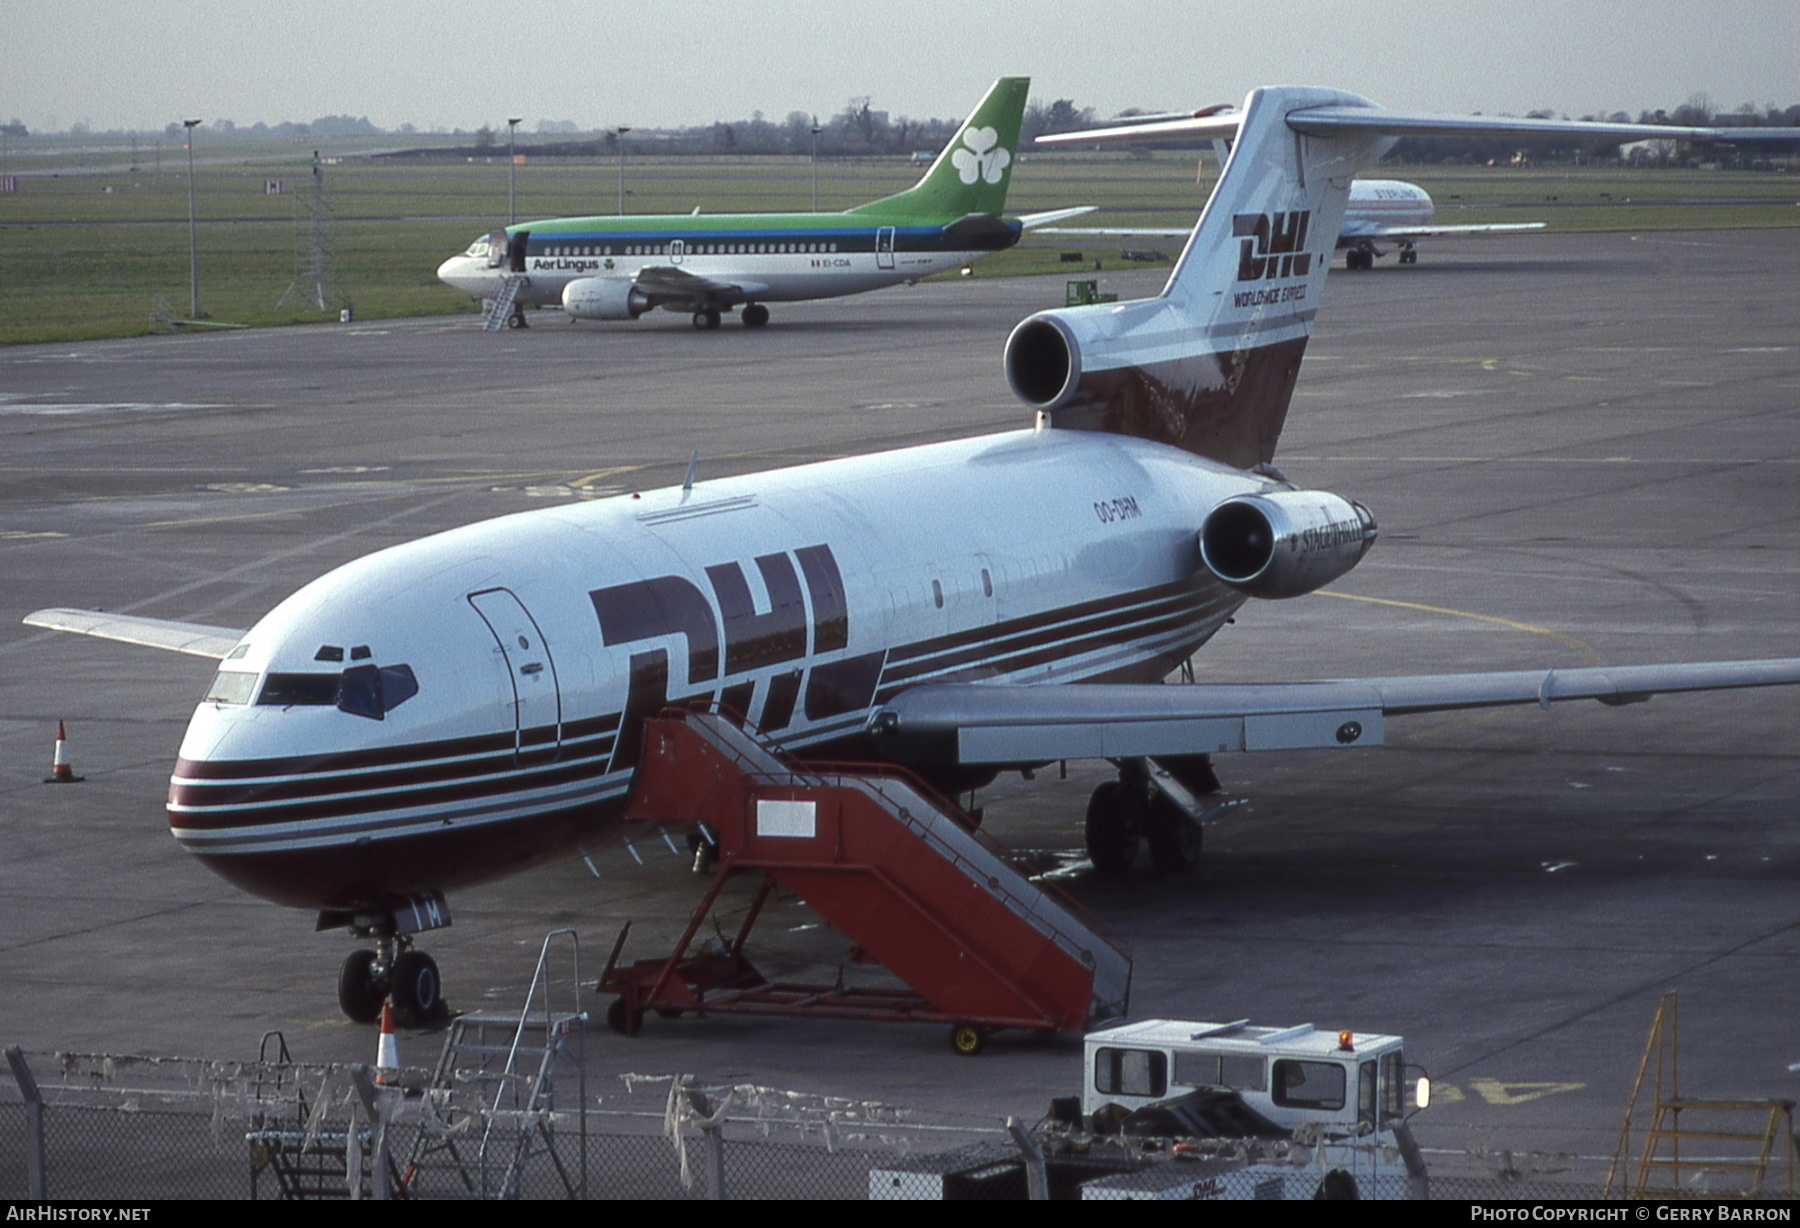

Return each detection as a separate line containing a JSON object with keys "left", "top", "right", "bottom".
{"left": 599, "top": 710, "right": 1132, "bottom": 1054}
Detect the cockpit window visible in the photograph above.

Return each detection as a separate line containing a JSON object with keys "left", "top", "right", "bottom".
{"left": 204, "top": 669, "right": 259, "bottom": 705}
{"left": 464, "top": 237, "right": 490, "bottom": 257}
{"left": 259, "top": 673, "right": 339, "bottom": 706}
{"left": 251, "top": 664, "right": 420, "bottom": 717}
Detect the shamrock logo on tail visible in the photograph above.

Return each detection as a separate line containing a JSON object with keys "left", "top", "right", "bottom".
{"left": 951, "top": 126, "right": 1012, "bottom": 185}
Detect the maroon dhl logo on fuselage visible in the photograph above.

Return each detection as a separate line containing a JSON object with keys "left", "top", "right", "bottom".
{"left": 1234, "top": 211, "right": 1312, "bottom": 281}
{"left": 590, "top": 543, "right": 882, "bottom": 771}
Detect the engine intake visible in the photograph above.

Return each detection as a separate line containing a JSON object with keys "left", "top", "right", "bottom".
{"left": 1004, "top": 314, "right": 1081, "bottom": 409}
{"left": 563, "top": 277, "right": 650, "bottom": 321}
{"left": 1200, "top": 491, "right": 1377, "bottom": 599}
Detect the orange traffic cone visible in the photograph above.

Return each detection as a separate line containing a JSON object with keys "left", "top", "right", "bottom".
{"left": 375, "top": 1001, "right": 400, "bottom": 1083}
{"left": 44, "top": 721, "right": 84, "bottom": 784}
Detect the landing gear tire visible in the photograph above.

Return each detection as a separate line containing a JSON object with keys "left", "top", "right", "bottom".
{"left": 949, "top": 1023, "right": 988, "bottom": 1056}
{"left": 606, "top": 998, "right": 643, "bottom": 1037}
{"left": 338, "top": 949, "right": 385, "bottom": 1024}
{"left": 507, "top": 309, "right": 528, "bottom": 329}
{"left": 1346, "top": 249, "right": 1373, "bottom": 271}
{"left": 741, "top": 304, "right": 769, "bottom": 328}
{"left": 1146, "top": 794, "right": 1204, "bottom": 874}
{"left": 389, "top": 950, "right": 442, "bottom": 1027}
{"left": 692, "top": 307, "right": 721, "bottom": 330}
{"left": 1398, "top": 247, "right": 1418, "bottom": 265}
{"left": 1085, "top": 781, "right": 1143, "bottom": 876}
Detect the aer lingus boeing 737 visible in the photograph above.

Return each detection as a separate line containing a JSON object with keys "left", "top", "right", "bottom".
{"left": 437, "top": 77, "right": 1089, "bottom": 330}
{"left": 27, "top": 88, "right": 1800, "bottom": 1026}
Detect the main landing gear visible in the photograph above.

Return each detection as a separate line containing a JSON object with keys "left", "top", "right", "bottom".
{"left": 741, "top": 304, "right": 770, "bottom": 328}
{"left": 692, "top": 306, "right": 722, "bottom": 330}
{"left": 1084, "top": 756, "right": 1223, "bottom": 876}
{"left": 326, "top": 892, "right": 451, "bottom": 1026}
{"left": 1345, "top": 247, "right": 1376, "bottom": 271}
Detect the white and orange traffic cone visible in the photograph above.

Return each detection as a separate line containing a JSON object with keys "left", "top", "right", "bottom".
{"left": 375, "top": 1001, "right": 400, "bottom": 1083}
{"left": 44, "top": 721, "right": 84, "bottom": 784}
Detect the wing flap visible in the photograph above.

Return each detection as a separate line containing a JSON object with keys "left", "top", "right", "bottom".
{"left": 24, "top": 608, "right": 246, "bottom": 659}
{"left": 873, "top": 659, "right": 1800, "bottom": 764}
{"left": 633, "top": 265, "right": 764, "bottom": 307}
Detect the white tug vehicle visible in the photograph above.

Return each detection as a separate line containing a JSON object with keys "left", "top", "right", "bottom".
{"left": 873, "top": 1018, "right": 1430, "bottom": 1200}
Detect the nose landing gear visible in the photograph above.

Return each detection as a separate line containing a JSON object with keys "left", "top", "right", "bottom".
{"left": 325, "top": 892, "right": 452, "bottom": 1026}
{"left": 337, "top": 939, "right": 444, "bottom": 1027}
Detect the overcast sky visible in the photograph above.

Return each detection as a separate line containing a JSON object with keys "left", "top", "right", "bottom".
{"left": 6, "top": 0, "right": 1795, "bottom": 134}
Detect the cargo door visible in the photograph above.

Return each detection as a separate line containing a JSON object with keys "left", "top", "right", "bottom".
{"left": 468, "top": 587, "right": 563, "bottom": 763}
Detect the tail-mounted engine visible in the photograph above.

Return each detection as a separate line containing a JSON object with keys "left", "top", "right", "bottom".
{"left": 1004, "top": 313, "right": 1082, "bottom": 410}
{"left": 563, "top": 277, "right": 651, "bottom": 321}
{"left": 1200, "top": 491, "right": 1377, "bottom": 599}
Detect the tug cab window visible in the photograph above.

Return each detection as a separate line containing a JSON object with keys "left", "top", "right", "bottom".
{"left": 1272, "top": 1060, "right": 1346, "bottom": 1111}
{"left": 1174, "top": 1051, "right": 1266, "bottom": 1092}
{"left": 1094, "top": 1047, "right": 1167, "bottom": 1098}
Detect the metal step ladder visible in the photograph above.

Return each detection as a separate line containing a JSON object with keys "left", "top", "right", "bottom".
{"left": 406, "top": 930, "right": 588, "bottom": 1199}
{"left": 482, "top": 275, "right": 527, "bottom": 331}
{"left": 607, "top": 711, "right": 1131, "bottom": 1046}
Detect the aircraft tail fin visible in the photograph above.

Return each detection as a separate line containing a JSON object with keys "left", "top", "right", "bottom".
{"left": 848, "top": 77, "right": 1030, "bottom": 222}
{"left": 1007, "top": 87, "right": 1794, "bottom": 472}
{"left": 1003, "top": 86, "right": 1385, "bottom": 471}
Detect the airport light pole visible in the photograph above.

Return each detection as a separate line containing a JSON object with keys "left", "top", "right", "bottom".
{"left": 615, "top": 126, "right": 631, "bottom": 215}
{"left": 810, "top": 121, "right": 822, "bottom": 211}
{"left": 183, "top": 119, "right": 201, "bottom": 318}
{"left": 506, "top": 117, "right": 522, "bottom": 225}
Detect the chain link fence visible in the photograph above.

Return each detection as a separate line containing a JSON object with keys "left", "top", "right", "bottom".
{"left": 1, "top": 1048, "right": 1789, "bottom": 1200}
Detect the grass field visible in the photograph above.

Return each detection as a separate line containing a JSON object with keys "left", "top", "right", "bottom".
{"left": 0, "top": 140, "right": 1794, "bottom": 346}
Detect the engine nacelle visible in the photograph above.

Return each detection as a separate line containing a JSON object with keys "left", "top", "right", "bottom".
{"left": 1004, "top": 312, "right": 1083, "bottom": 409}
{"left": 562, "top": 277, "right": 650, "bottom": 321}
{"left": 1200, "top": 491, "right": 1378, "bottom": 599}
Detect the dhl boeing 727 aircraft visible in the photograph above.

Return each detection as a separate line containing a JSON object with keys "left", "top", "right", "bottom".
{"left": 436, "top": 77, "right": 1091, "bottom": 330}
{"left": 28, "top": 87, "right": 1800, "bottom": 1025}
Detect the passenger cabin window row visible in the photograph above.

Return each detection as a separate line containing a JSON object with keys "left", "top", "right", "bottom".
{"left": 538, "top": 241, "right": 844, "bottom": 257}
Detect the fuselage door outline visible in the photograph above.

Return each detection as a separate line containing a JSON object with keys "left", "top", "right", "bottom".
{"left": 467, "top": 587, "right": 564, "bottom": 764}
{"left": 876, "top": 227, "right": 896, "bottom": 270}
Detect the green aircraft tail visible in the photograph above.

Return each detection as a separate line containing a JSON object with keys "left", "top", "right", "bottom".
{"left": 848, "top": 77, "right": 1030, "bottom": 222}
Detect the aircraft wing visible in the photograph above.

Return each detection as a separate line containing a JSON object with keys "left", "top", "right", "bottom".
{"left": 23, "top": 608, "right": 245, "bottom": 660}
{"left": 870, "top": 659, "right": 1800, "bottom": 764}
{"left": 1016, "top": 206, "right": 1099, "bottom": 230}
{"left": 1037, "top": 225, "right": 1191, "bottom": 237}
{"left": 1340, "top": 221, "right": 1547, "bottom": 241}
{"left": 632, "top": 266, "right": 768, "bottom": 308}
{"left": 1039, "top": 222, "right": 1550, "bottom": 240}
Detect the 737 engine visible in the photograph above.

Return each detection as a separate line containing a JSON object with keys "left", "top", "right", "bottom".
{"left": 563, "top": 278, "right": 650, "bottom": 321}
{"left": 1200, "top": 490, "right": 1378, "bottom": 599}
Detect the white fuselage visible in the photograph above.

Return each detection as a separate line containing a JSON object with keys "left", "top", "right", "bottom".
{"left": 436, "top": 222, "right": 1013, "bottom": 312}
{"left": 1340, "top": 179, "right": 1435, "bottom": 236}
{"left": 171, "top": 426, "right": 1263, "bottom": 910}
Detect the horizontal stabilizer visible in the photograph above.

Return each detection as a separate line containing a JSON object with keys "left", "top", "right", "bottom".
{"left": 1344, "top": 222, "right": 1547, "bottom": 241}
{"left": 24, "top": 608, "right": 245, "bottom": 659}
{"left": 1039, "top": 108, "right": 1800, "bottom": 148}
{"left": 1017, "top": 206, "right": 1098, "bottom": 230}
{"left": 871, "top": 659, "right": 1800, "bottom": 764}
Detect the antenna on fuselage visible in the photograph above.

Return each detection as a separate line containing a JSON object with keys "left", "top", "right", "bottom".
{"left": 682, "top": 450, "right": 699, "bottom": 493}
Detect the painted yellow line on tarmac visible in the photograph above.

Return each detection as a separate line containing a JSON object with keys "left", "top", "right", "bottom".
{"left": 1319, "top": 591, "right": 1601, "bottom": 664}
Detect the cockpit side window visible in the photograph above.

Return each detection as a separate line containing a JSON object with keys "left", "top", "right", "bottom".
{"left": 336, "top": 663, "right": 420, "bottom": 721}
{"left": 464, "top": 236, "right": 490, "bottom": 258}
